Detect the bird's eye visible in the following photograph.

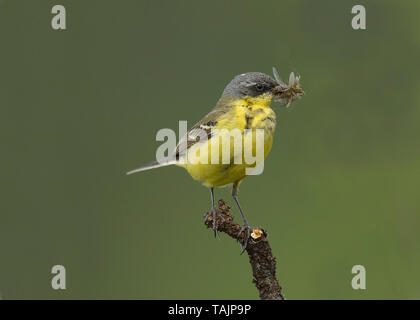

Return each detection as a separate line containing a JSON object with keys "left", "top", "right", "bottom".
{"left": 255, "top": 83, "right": 264, "bottom": 91}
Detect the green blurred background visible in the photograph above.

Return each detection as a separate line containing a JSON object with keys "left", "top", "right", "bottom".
{"left": 1, "top": 0, "right": 419, "bottom": 299}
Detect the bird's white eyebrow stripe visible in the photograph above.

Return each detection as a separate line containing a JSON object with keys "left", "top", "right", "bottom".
{"left": 240, "top": 81, "right": 257, "bottom": 87}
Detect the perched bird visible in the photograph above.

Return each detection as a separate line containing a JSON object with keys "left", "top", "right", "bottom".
{"left": 127, "top": 67, "right": 304, "bottom": 252}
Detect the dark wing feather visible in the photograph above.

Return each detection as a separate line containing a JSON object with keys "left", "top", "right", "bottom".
{"left": 174, "top": 107, "right": 228, "bottom": 160}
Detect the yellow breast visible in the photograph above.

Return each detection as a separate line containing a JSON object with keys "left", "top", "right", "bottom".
{"left": 179, "top": 94, "right": 276, "bottom": 187}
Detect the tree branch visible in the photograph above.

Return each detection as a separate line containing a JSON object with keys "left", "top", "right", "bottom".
{"left": 204, "top": 199, "right": 284, "bottom": 300}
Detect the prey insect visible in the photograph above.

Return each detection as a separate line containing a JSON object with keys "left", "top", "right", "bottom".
{"left": 272, "top": 67, "right": 305, "bottom": 107}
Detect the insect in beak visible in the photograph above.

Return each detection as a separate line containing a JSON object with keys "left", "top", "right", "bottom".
{"left": 272, "top": 67, "right": 305, "bottom": 107}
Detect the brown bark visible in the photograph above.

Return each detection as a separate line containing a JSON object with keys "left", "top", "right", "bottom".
{"left": 204, "top": 199, "right": 284, "bottom": 300}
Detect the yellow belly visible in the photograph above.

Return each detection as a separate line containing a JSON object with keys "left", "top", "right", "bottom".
{"left": 178, "top": 97, "right": 276, "bottom": 187}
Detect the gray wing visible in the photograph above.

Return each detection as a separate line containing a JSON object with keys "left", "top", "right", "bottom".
{"left": 174, "top": 106, "right": 229, "bottom": 160}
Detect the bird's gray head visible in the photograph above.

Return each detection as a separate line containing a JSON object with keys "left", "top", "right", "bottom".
{"left": 222, "top": 72, "right": 279, "bottom": 98}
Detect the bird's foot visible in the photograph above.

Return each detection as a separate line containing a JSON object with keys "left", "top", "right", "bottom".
{"left": 204, "top": 207, "right": 222, "bottom": 239}
{"left": 237, "top": 223, "right": 252, "bottom": 254}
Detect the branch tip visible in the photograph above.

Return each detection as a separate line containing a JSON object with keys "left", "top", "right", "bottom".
{"left": 204, "top": 199, "right": 284, "bottom": 300}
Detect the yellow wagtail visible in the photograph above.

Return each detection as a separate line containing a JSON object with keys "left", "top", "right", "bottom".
{"left": 127, "top": 67, "right": 304, "bottom": 251}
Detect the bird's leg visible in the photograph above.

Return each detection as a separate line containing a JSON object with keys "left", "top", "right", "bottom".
{"left": 232, "top": 182, "right": 251, "bottom": 254}
{"left": 203, "top": 187, "right": 220, "bottom": 239}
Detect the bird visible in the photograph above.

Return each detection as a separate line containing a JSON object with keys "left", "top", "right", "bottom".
{"left": 127, "top": 67, "right": 304, "bottom": 252}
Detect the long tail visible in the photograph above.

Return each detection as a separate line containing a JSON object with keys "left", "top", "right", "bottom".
{"left": 126, "top": 159, "right": 177, "bottom": 175}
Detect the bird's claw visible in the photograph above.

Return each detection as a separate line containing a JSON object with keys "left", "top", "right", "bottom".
{"left": 204, "top": 207, "right": 221, "bottom": 240}
{"left": 237, "top": 224, "right": 252, "bottom": 254}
